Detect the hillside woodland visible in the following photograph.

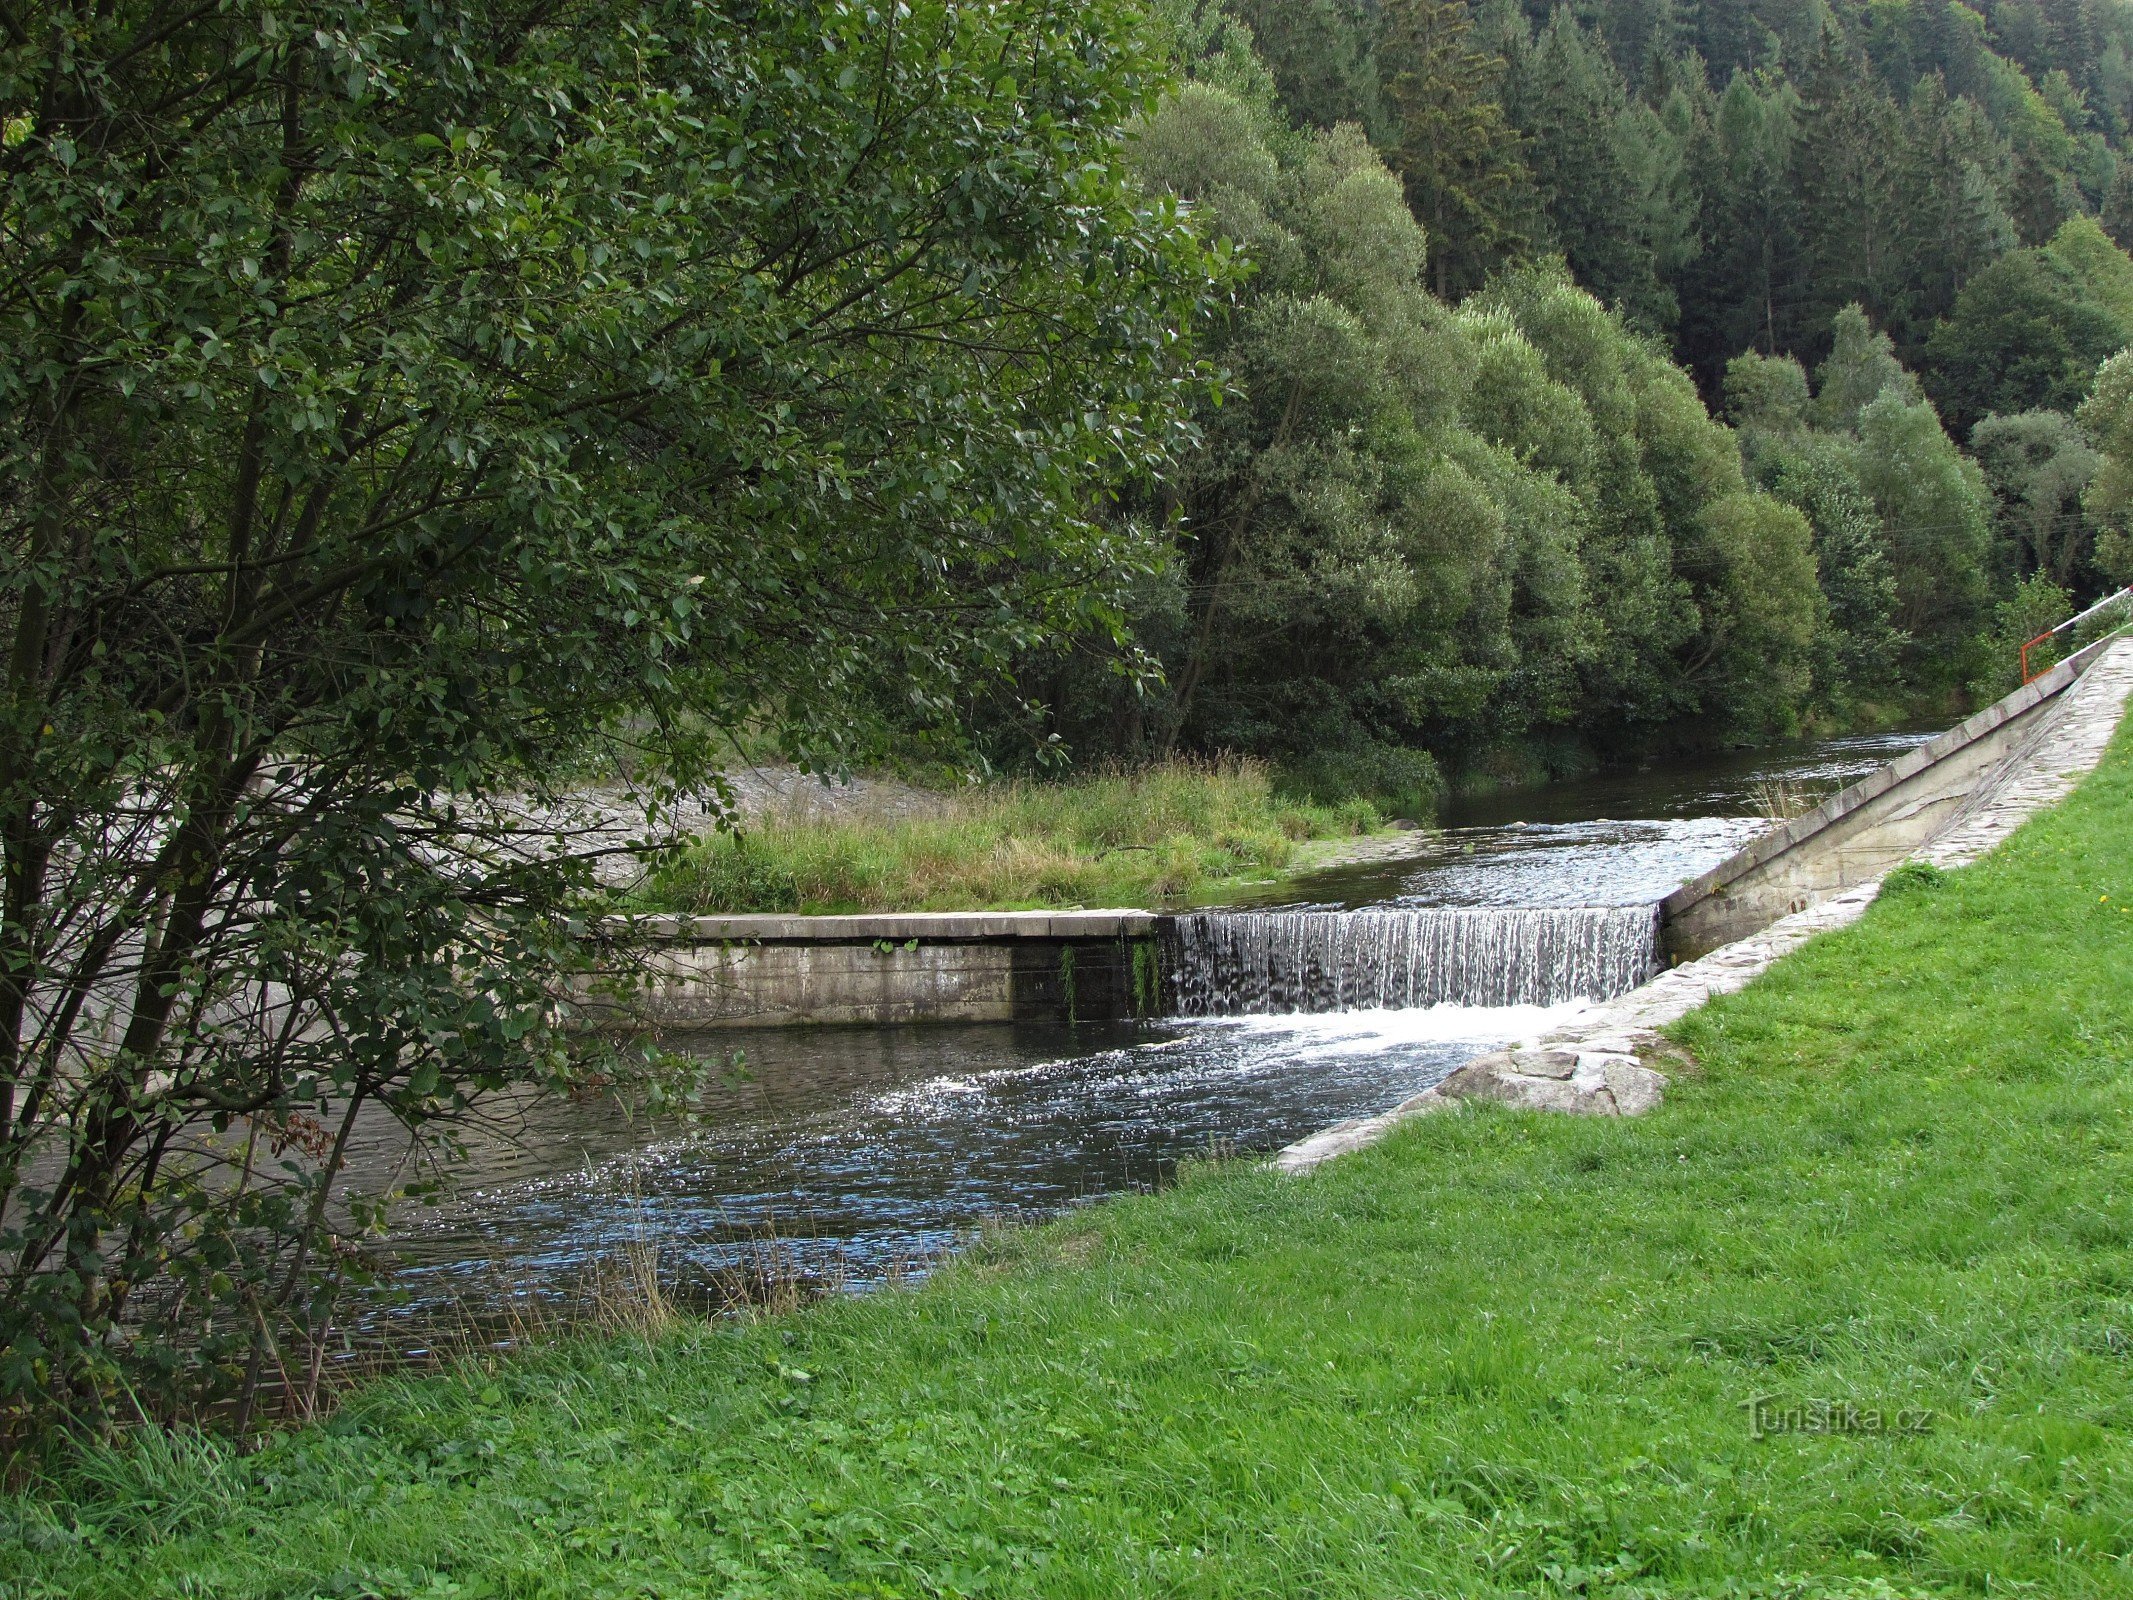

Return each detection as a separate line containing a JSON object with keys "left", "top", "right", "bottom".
{"left": 993, "top": 0, "right": 2133, "bottom": 802}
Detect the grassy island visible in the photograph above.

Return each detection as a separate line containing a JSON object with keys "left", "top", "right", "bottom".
{"left": 10, "top": 731, "right": 2133, "bottom": 1597}
{"left": 636, "top": 759, "right": 1392, "bottom": 915}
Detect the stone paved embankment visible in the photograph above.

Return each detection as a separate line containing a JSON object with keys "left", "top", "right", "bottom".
{"left": 1275, "top": 635, "right": 2133, "bottom": 1173}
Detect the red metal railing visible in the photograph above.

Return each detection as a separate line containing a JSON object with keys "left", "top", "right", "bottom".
{"left": 2021, "top": 586, "right": 2133, "bottom": 684}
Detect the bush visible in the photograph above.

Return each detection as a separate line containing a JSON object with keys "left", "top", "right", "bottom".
{"left": 1277, "top": 744, "right": 1441, "bottom": 822}
{"left": 1879, "top": 858, "right": 1947, "bottom": 897}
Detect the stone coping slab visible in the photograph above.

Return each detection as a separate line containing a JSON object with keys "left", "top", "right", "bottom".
{"left": 623, "top": 910, "right": 1159, "bottom": 943}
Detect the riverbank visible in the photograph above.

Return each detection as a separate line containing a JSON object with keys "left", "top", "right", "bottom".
{"left": 635, "top": 758, "right": 1398, "bottom": 914}
{"left": 11, "top": 732, "right": 2133, "bottom": 1591}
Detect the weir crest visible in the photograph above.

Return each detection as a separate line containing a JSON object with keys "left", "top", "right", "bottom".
{"left": 1160, "top": 906, "right": 1664, "bottom": 1016}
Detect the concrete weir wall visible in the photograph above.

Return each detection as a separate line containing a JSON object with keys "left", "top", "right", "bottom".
{"left": 632, "top": 912, "right": 1161, "bottom": 1029}
{"left": 1660, "top": 633, "right": 2129, "bottom": 962}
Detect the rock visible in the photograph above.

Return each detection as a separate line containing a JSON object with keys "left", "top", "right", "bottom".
{"left": 1503, "top": 1047, "right": 1579, "bottom": 1079}
{"left": 1276, "top": 1039, "right": 1675, "bottom": 1167}
{"left": 1426, "top": 1050, "right": 1664, "bottom": 1117}
{"left": 1602, "top": 1059, "right": 1667, "bottom": 1115}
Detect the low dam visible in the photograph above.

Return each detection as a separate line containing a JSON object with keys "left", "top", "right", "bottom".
{"left": 634, "top": 904, "right": 1665, "bottom": 1028}
{"left": 630, "top": 910, "right": 1160, "bottom": 1028}
{"left": 634, "top": 630, "right": 2130, "bottom": 1030}
{"left": 1161, "top": 906, "right": 1661, "bottom": 1015}
{"left": 379, "top": 694, "right": 2129, "bottom": 1313}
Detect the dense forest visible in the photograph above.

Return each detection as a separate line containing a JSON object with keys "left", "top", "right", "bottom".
{"left": 985, "top": 0, "right": 2133, "bottom": 805}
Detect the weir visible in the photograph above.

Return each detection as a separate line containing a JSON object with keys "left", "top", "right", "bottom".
{"left": 632, "top": 633, "right": 2133, "bottom": 1029}
{"left": 637, "top": 904, "right": 1664, "bottom": 1026}
{"left": 1160, "top": 906, "right": 1663, "bottom": 1016}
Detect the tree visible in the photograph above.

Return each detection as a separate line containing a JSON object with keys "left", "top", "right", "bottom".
{"left": 1764, "top": 445, "right": 1910, "bottom": 703}
{"left": 1855, "top": 387, "right": 1997, "bottom": 678}
{"left": 1692, "top": 0, "right": 1814, "bottom": 80}
{"left": 1726, "top": 349, "right": 1910, "bottom": 703}
{"left": 1724, "top": 349, "right": 1811, "bottom": 437}
{"left": 0, "top": 0, "right": 1219, "bottom": 1427}
{"left": 1922, "top": 248, "right": 2132, "bottom": 434}
{"left": 1502, "top": 10, "right": 1692, "bottom": 331}
{"left": 1380, "top": 0, "right": 1533, "bottom": 296}
{"left": 2078, "top": 348, "right": 2133, "bottom": 583}
{"left": 1813, "top": 304, "right": 1919, "bottom": 431}
{"left": 1692, "top": 492, "right": 1825, "bottom": 728}
{"left": 1220, "top": 0, "right": 1389, "bottom": 136}
{"left": 1676, "top": 69, "right": 1798, "bottom": 381}
{"left": 1970, "top": 410, "right": 2103, "bottom": 589}
{"left": 2045, "top": 213, "right": 2133, "bottom": 327}
{"left": 1123, "top": 67, "right": 1810, "bottom": 775}
{"left": 1791, "top": 45, "right": 1905, "bottom": 336}
{"left": 1890, "top": 76, "right": 2017, "bottom": 339}
{"left": 1979, "top": 570, "right": 2076, "bottom": 692}
{"left": 2103, "top": 160, "right": 2133, "bottom": 248}
{"left": 1475, "top": 263, "right": 1816, "bottom": 735}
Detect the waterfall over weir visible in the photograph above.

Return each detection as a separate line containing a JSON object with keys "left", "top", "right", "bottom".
{"left": 1161, "top": 906, "right": 1664, "bottom": 1016}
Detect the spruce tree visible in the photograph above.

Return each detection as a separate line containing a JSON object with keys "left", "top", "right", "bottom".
{"left": 1792, "top": 42, "right": 1904, "bottom": 340}
{"left": 1676, "top": 70, "right": 1799, "bottom": 380}
{"left": 1379, "top": 0, "right": 1533, "bottom": 296}
{"left": 1891, "top": 76, "right": 2017, "bottom": 341}
{"left": 1506, "top": 13, "right": 1669, "bottom": 326}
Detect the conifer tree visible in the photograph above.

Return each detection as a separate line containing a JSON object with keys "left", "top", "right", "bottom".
{"left": 1379, "top": 0, "right": 1533, "bottom": 296}
{"left": 1891, "top": 77, "right": 2017, "bottom": 339}
{"left": 2102, "top": 162, "right": 2133, "bottom": 249}
{"left": 1506, "top": 12, "right": 1675, "bottom": 326}
{"left": 1676, "top": 70, "right": 1798, "bottom": 379}
{"left": 1792, "top": 43, "right": 1905, "bottom": 336}
{"left": 1221, "top": 0, "right": 1389, "bottom": 135}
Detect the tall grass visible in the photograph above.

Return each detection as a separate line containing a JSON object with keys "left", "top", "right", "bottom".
{"left": 639, "top": 757, "right": 1383, "bottom": 913}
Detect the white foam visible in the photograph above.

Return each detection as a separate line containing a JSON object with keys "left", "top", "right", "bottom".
{"left": 1176, "top": 999, "right": 1589, "bottom": 1056}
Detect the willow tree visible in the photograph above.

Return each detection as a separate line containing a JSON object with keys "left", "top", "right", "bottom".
{"left": 0, "top": 0, "right": 1221, "bottom": 1427}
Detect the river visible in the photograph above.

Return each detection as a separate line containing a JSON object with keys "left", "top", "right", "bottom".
{"left": 361, "top": 729, "right": 1927, "bottom": 1335}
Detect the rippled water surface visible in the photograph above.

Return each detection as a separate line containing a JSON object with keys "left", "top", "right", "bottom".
{"left": 364, "top": 728, "right": 1932, "bottom": 1320}
{"left": 373, "top": 1005, "right": 1580, "bottom": 1320}
{"left": 1279, "top": 731, "right": 1933, "bottom": 909}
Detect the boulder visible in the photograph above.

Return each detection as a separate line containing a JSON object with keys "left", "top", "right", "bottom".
{"left": 1388, "top": 1048, "right": 1667, "bottom": 1119}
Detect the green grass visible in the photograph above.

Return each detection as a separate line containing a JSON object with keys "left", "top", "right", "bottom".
{"left": 637, "top": 758, "right": 1386, "bottom": 913}
{"left": 12, "top": 735, "right": 2133, "bottom": 1597}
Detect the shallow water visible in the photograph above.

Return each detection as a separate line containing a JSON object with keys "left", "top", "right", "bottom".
{"left": 372, "top": 1004, "right": 1583, "bottom": 1324}
{"left": 363, "top": 727, "right": 1932, "bottom": 1324}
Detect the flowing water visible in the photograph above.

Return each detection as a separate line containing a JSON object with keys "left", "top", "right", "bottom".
{"left": 362, "top": 1004, "right": 1583, "bottom": 1334}
{"left": 360, "top": 728, "right": 1930, "bottom": 1328}
{"left": 1162, "top": 905, "right": 1662, "bottom": 1015}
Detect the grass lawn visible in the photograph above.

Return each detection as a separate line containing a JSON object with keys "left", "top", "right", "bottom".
{"left": 10, "top": 734, "right": 2133, "bottom": 1597}
{"left": 634, "top": 758, "right": 1388, "bottom": 914}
